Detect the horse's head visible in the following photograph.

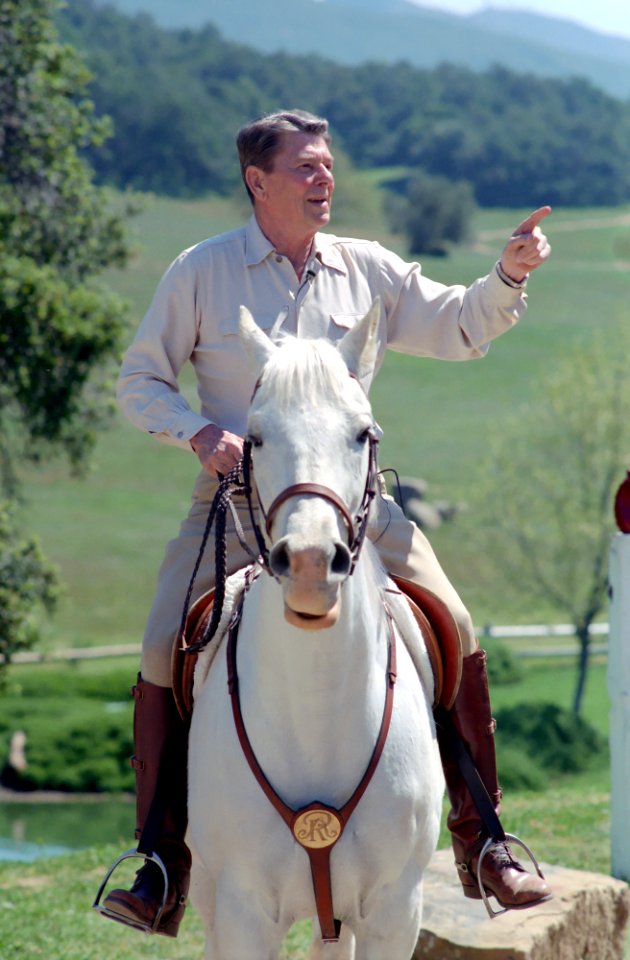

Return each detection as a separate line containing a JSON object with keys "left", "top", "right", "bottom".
{"left": 239, "top": 301, "right": 381, "bottom": 630}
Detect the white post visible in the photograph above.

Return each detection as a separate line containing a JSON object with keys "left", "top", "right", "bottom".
{"left": 608, "top": 531, "right": 630, "bottom": 880}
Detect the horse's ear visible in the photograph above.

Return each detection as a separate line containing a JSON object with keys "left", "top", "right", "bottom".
{"left": 337, "top": 298, "right": 380, "bottom": 380}
{"left": 239, "top": 305, "right": 277, "bottom": 374}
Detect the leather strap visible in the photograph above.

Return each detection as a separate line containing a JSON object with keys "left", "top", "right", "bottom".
{"left": 226, "top": 598, "right": 397, "bottom": 942}
{"left": 265, "top": 483, "right": 355, "bottom": 541}
{"left": 435, "top": 706, "right": 506, "bottom": 843}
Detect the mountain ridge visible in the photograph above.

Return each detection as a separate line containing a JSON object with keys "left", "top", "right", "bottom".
{"left": 100, "top": 0, "right": 630, "bottom": 98}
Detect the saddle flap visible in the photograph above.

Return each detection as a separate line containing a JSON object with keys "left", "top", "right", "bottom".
{"left": 171, "top": 588, "right": 215, "bottom": 723}
{"left": 391, "top": 576, "right": 463, "bottom": 710}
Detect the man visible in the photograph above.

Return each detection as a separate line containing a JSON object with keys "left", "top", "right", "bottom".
{"left": 100, "top": 110, "right": 552, "bottom": 937}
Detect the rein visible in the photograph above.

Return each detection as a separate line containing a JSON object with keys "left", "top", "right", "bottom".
{"left": 227, "top": 594, "right": 398, "bottom": 943}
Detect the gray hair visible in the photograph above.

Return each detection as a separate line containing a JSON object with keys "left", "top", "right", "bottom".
{"left": 236, "top": 110, "right": 331, "bottom": 203}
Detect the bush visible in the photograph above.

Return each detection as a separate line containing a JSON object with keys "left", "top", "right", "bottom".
{"left": 0, "top": 696, "right": 133, "bottom": 793}
{"left": 495, "top": 701, "right": 606, "bottom": 775}
{"left": 494, "top": 743, "right": 548, "bottom": 793}
{"left": 483, "top": 639, "right": 524, "bottom": 686}
{"left": 385, "top": 171, "right": 476, "bottom": 256}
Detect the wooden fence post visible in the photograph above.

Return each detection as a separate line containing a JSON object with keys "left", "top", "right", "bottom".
{"left": 609, "top": 473, "right": 630, "bottom": 881}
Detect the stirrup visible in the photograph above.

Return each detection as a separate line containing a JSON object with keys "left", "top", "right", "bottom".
{"left": 476, "top": 833, "right": 547, "bottom": 919}
{"left": 92, "top": 847, "right": 169, "bottom": 934}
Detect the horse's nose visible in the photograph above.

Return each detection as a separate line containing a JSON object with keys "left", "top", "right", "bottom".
{"left": 269, "top": 538, "right": 291, "bottom": 578}
{"left": 331, "top": 542, "right": 352, "bottom": 578}
{"left": 269, "top": 539, "right": 352, "bottom": 581}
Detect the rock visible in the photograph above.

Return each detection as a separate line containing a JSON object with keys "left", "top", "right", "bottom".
{"left": 397, "top": 476, "right": 429, "bottom": 502}
{"left": 8, "top": 730, "right": 27, "bottom": 772}
{"left": 415, "top": 849, "right": 630, "bottom": 960}
{"left": 405, "top": 497, "right": 443, "bottom": 530}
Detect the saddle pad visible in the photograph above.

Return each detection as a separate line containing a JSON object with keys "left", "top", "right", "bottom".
{"left": 172, "top": 576, "right": 463, "bottom": 722}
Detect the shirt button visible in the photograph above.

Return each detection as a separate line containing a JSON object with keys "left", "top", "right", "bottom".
{"left": 275, "top": 255, "right": 283, "bottom": 263}
{"left": 177, "top": 431, "right": 184, "bottom": 439}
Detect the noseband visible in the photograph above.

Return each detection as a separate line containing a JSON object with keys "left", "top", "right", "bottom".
{"left": 242, "top": 429, "right": 379, "bottom": 578}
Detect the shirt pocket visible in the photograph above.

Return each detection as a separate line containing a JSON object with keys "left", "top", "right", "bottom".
{"left": 219, "top": 309, "right": 278, "bottom": 337}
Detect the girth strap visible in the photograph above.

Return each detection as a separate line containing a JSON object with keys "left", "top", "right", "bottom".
{"left": 226, "top": 599, "right": 398, "bottom": 943}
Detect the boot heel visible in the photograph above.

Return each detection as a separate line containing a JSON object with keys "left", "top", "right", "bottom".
{"left": 461, "top": 883, "right": 482, "bottom": 901}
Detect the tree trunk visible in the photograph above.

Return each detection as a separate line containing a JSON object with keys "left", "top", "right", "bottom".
{"left": 572, "top": 624, "right": 591, "bottom": 715}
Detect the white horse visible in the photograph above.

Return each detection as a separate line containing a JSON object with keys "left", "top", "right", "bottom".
{"left": 187, "top": 302, "right": 444, "bottom": 960}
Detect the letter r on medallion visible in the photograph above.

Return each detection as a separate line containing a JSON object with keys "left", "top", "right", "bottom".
{"left": 292, "top": 806, "right": 343, "bottom": 850}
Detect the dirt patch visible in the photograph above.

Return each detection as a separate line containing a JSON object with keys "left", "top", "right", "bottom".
{"left": 0, "top": 875, "right": 51, "bottom": 891}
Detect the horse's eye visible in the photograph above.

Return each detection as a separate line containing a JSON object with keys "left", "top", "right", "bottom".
{"left": 356, "top": 428, "right": 371, "bottom": 445}
{"left": 247, "top": 434, "right": 263, "bottom": 449}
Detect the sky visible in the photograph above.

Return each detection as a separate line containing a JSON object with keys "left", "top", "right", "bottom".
{"left": 412, "top": 1, "right": 630, "bottom": 41}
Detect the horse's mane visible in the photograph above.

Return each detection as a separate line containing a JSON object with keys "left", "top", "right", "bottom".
{"left": 255, "top": 336, "right": 359, "bottom": 411}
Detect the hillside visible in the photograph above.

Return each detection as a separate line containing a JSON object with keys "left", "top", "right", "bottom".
{"left": 101, "top": 0, "right": 630, "bottom": 99}
{"left": 58, "top": 1, "right": 630, "bottom": 206}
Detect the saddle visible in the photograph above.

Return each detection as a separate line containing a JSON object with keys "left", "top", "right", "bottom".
{"left": 172, "top": 572, "right": 462, "bottom": 723}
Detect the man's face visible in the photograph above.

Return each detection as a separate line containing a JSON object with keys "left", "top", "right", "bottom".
{"left": 253, "top": 132, "right": 335, "bottom": 238}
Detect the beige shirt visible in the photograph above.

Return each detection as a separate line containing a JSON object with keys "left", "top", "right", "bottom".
{"left": 118, "top": 215, "right": 527, "bottom": 449}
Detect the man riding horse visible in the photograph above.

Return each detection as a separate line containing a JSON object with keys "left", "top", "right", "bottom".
{"left": 97, "top": 109, "right": 552, "bottom": 937}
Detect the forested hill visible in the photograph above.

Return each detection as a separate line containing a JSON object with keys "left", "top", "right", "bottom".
{"left": 97, "top": 0, "right": 630, "bottom": 100}
{"left": 58, "top": 0, "right": 630, "bottom": 208}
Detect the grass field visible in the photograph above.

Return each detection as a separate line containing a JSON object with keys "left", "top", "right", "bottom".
{"left": 17, "top": 182, "right": 630, "bottom": 652}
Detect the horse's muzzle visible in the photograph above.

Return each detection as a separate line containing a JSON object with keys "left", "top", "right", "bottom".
{"left": 269, "top": 543, "right": 349, "bottom": 629}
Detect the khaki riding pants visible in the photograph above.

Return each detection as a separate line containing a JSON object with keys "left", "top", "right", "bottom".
{"left": 141, "top": 471, "right": 476, "bottom": 687}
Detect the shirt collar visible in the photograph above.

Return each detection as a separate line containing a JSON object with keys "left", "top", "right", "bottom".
{"left": 244, "top": 215, "right": 275, "bottom": 266}
{"left": 312, "top": 232, "right": 347, "bottom": 275}
{"left": 245, "top": 216, "right": 347, "bottom": 275}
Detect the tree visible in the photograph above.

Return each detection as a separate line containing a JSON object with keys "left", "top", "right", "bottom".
{"left": 0, "top": 0, "right": 132, "bottom": 673}
{"left": 385, "top": 171, "right": 476, "bottom": 256}
{"left": 471, "top": 328, "right": 630, "bottom": 714}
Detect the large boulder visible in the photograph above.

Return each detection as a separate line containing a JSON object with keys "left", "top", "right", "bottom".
{"left": 415, "top": 849, "right": 629, "bottom": 960}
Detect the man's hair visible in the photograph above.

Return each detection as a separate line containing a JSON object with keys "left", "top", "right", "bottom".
{"left": 236, "top": 109, "right": 331, "bottom": 204}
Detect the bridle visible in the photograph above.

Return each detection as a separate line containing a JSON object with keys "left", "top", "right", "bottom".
{"left": 179, "top": 372, "right": 380, "bottom": 654}
{"left": 178, "top": 374, "right": 399, "bottom": 942}
{"left": 241, "top": 428, "right": 380, "bottom": 578}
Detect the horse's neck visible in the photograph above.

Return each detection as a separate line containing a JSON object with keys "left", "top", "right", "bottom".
{"left": 242, "top": 560, "right": 386, "bottom": 701}
{"left": 237, "top": 554, "right": 389, "bottom": 804}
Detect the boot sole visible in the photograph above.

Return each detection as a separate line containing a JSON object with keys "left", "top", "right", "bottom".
{"left": 102, "top": 894, "right": 182, "bottom": 938}
{"left": 462, "top": 884, "right": 554, "bottom": 910}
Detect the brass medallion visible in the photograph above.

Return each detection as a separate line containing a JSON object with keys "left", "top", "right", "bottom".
{"left": 292, "top": 807, "right": 343, "bottom": 850}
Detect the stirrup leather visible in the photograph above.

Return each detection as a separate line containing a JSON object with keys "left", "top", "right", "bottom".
{"left": 92, "top": 847, "right": 170, "bottom": 934}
